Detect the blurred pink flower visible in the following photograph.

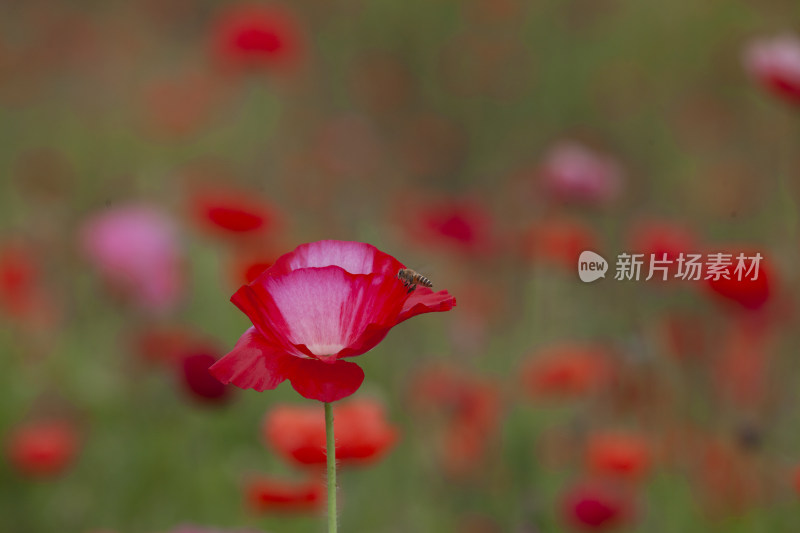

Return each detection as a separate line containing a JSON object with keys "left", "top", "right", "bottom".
{"left": 744, "top": 34, "right": 800, "bottom": 106}
{"left": 80, "top": 205, "right": 183, "bottom": 312}
{"left": 540, "top": 142, "right": 623, "bottom": 207}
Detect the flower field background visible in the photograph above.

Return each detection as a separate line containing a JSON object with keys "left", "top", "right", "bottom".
{"left": 1, "top": 0, "right": 800, "bottom": 532}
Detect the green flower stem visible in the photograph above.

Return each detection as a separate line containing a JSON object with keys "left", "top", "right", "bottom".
{"left": 325, "top": 401, "right": 337, "bottom": 533}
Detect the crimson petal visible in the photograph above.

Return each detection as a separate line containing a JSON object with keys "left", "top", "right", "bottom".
{"left": 285, "top": 358, "right": 365, "bottom": 402}
{"left": 398, "top": 288, "right": 457, "bottom": 323}
{"left": 268, "top": 240, "right": 404, "bottom": 276}
{"left": 209, "top": 327, "right": 292, "bottom": 391}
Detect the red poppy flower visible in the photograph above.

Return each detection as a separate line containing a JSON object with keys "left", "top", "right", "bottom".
{"left": 705, "top": 248, "right": 771, "bottom": 311}
{"left": 523, "top": 217, "right": 598, "bottom": 270}
{"left": 521, "top": 343, "right": 614, "bottom": 400}
{"left": 313, "top": 114, "right": 384, "bottom": 179}
{"left": 744, "top": 34, "right": 800, "bottom": 106}
{"left": 713, "top": 320, "right": 773, "bottom": 408}
{"left": 245, "top": 475, "right": 323, "bottom": 513}
{"left": 142, "top": 70, "right": 226, "bottom": 139}
{"left": 792, "top": 465, "right": 800, "bottom": 497}
{"left": 211, "top": 5, "right": 304, "bottom": 74}
{"left": 210, "top": 240, "right": 456, "bottom": 402}
{"left": 229, "top": 249, "right": 278, "bottom": 285}
{"left": 6, "top": 420, "right": 79, "bottom": 477}
{"left": 170, "top": 526, "right": 266, "bottom": 533}
{"left": 399, "top": 198, "right": 497, "bottom": 256}
{"left": 409, "top": 365, "right": 502, "bottom": 477}
{"left": 628, "top": 221, "right": 695, "bottom": 264}
{"left": 190, "top": 187, "right": 278, "bottom": 236}
{"left": 657, "top": 313, "right": 707, "bottom": 361}
{"left": 396, "top": 114, "right": 467, "bottom": 179}
{"left": 561, "top": 480, "right": 634, "bottom": 531}
{"left": 691, "top": 437, "right": 762, "bottom": 516}
{"left": 586, "top": 432, "right": 651, "bottom": 483}
{"left": 131, "top": 324, "right": 214, "bottom": 365}
{"left": 0, "top": 243, "right": 44, "bottom": 320}
{"left": 180, "top": 353, "right": 234, "bottom": 404}
{"left": 264, "top": 398, "right": 398, "bottom": 466}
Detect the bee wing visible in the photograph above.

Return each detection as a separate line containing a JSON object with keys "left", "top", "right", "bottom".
{"left": 411, "top": 264, "right": 436, "bottom": 287}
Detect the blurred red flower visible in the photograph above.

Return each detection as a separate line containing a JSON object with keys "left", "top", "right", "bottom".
{"left": 657, "top": 313, "right": 707, "bottom": 361}
{"left": 210, "top": 240, "right": 455, "bottom": 402}
{"left": 6, "top": 420, "right": 79, "bottom": 478}
{"left": 189, "top": 186, "right": 279, "bottom": 236}
{"left": 540, "top": 142, "right": 623, "bottom": 207}
{"left": 691, "top": 436, "right": 762, "bottom": 517}
{"left": 180, "top": 353, "right": 234, "bottom": 405}
{"left": 131, "top": 324, "right": 214, "bottom": 365}
{"left": 396, "top": 114, "right": 467, "bottom": 179}
{"left": 313, "top": 114, "right": 384, "bottom": 180}
{"left": 628, "top": 220, "right": 695, "bottom": 264}
{"left": 743, "top": 34, "right": 800, "bottom": 106}
{"left": 263, "top": 398, "right": 398, "bottom": 466}
{"left": 409, "top": 365, "right": 502, "bottom": 477}
{"left": 245, "top": 475, "right": 323, "bottom": 513}
{"left": 211, "top": 4, "right": 305, "bottom": 74}
{"left": 705, "top": 249, "right": 771, "bottom": 311}
{"left": 229, "top": 248, "right": 279, "bottom": 286}
{"left": 522, "top": 217, "right": 598, "bottom": 270}
{"left": 713, "top": 319, "right": 774, "bottom": 408}
{"left": 521, "top": 343, "right": 614, "bottom": 400}
{"left": 792, "top": 465, "right": 800, "bottom": 497}
{"left": 80, "top": 204, "right": 184, "bottom": 312}
{"left": 142, "top": 69, "right": 227, "bottom": 139}
{"left": 400, "top": 198, "right": 497, "bottom": 257}
{"left": 586, "top": 431, "right": 652, "bottom": 483}
{"left": 0, "top": 242, "right": 54, "bottom": 325}
{"left": 170, "top": 526, "right": 266, "bottom": 533}
{"left": 561, "top": 480, "right": 634, "bottom": 531}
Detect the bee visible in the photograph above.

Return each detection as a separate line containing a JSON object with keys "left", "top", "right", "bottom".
{"left": 397, "top": 268, "right": 433, "bottom": 293}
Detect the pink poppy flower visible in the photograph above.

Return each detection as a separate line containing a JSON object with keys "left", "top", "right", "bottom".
{"left": 743, "top": 34, "right": 800, "bottom": 106}
{"left": 80, "top": 205, "right": 183, "bottom": 312}
{"left": 540, "top": 142, "right": 623, "bottom": 207}
{"left": 210, "top": 240, "right": 456, "bottom": 402}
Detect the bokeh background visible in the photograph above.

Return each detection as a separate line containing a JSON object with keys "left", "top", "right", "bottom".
{"left": 2, "top": 0, "right": 800, "bottom": 531}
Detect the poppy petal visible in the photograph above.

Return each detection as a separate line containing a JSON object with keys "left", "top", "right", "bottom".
{"left": 230, "top": 284, "right": 297, "bottom": 354}
{"left": 285, "top": 358, "right": 365, "bottom": 402}
{"left": 252, "top": 266, "right": 406, "bottom": 359}
{"left": 209, "top": 327, "right": 291, "bottom": 391}
{"left": 269, "top": 240, "right": 404, "bottom": 276}
{"left": 398, "top": 288, "right": 457, "bottom": 323}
